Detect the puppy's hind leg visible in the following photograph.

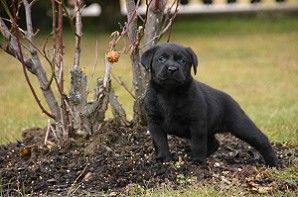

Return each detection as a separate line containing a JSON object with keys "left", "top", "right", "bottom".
{"left": 225, "top": 106, "right": 279, "bottom": 167}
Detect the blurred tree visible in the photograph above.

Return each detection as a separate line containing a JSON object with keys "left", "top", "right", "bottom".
{"left": 93, "top": 0, "right": 124, "bottom": 31}
{"left": 0, "top": 0, "right": 51, "bottom": 29}
{"left": 0, "top": 1, "right": 124, "bottom": 32}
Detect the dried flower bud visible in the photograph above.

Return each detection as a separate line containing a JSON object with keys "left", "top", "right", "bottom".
{"left": 106, "top": 51, "right": 120, "bottom": 63}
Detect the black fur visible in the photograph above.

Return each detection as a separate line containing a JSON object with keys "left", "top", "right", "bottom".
{"left": 141, "top": 43, "right": 278, "bottom": 167}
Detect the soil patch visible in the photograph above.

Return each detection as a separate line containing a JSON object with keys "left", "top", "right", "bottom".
{"left": 0, "top": 121, "right": 297, "bottom": 196}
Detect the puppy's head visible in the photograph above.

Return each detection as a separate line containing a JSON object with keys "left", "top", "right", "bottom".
{"left": 141, "top": 43, "right": 198, "bottom": 88}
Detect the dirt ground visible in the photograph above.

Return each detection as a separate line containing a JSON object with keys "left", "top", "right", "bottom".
{"left": 0, "top": 120, "right": 297, "bottom": 196}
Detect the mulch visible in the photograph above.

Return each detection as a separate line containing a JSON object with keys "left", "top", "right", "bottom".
{"left": 0, "top": 120, "right": 297, "bottom": 196}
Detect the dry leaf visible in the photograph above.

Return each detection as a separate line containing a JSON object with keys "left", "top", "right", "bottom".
{"left": 20, "top": 146, "right": 31, "bottom": 158}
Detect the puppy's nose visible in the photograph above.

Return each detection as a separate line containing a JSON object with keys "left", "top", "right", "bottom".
{"left": 168, "top": 66, "right": 178, "bottom": 74}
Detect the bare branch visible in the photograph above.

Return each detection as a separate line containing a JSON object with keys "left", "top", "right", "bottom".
{"left": 57, "top": 1, "right": 64, "bottom": 92}
{"left": 111, "top": 73, "right": 135, "bottom": 99}
{"left": 109, "top": 89, "right": 130, "bottom": 127}
{"left": 121, "top": 0, "right": 141, "bottom": 40}
{"left": 0, "top": 18, "right": 35, "bottom": 72}
{"left": 123, "top": 0, "right": 142, "bottom": 42}
{"left": 87, "top": 40, "right": 99, "bottom": 92}
{"left": 165, "top": 0, "right": 180, "bottom": 42}
{"left": 142, "top": 0, "right": 166, "bottom": 52}
{"left": 23, "top": 0, "right": 37, "bottom": 54}
{"left": 29, "top": 0, "right": 39, "bottom": 7}
{"left": 11, "top": 1, "right": 56, "bottom": 120}
{"left": 103, "top": 59, "right": 113, "bottom": 88}
{"left": 0, "top": 0, "right": 14, "bottom": 21}
{"left": 73, "top": 0, "right": 83, "bottom": 69}
{"left": 44, "top": 120, "right": 51, "bottom": 145}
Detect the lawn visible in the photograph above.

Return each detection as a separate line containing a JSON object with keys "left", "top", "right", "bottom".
{"left": 0, "top": 14, "right": 297, "bottom": 196}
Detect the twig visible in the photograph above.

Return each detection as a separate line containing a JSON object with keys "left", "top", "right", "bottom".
{"left": 0, "top": 0, "right": 13, "bottom": 21}
{"left": 67, "top": 185, "right": 81, "bottom": 197}
{"left": 29, "top": 0, "right": 39, "bottom": 7}
{"left": 166, "top": 0, "right": 180, "bottom": 42}
{"left": 136, "top": 0, "right": 152, "bottom": 45}
{"left": 59, "top": 0, "right": 75, "bottom": 33}
{"left": 23, "top": 0, "right": 38, "bottom": 55}
{"left": 111, "top": 73, "right": 135, "bottom": 99}
{"left": 50, "top": 0, "right": 57, "bottom": 59}
{"left": 109, "top": 89, "right": 131, "bottom": 127}
{"left": 67, "top": 158, "right": 89, "bottom": 196}
{"left": 73, "top": 158, "right": 90, "bottom": 184}
{"left": 122, "top": 0, "right": 142, "bottom": 41}
{"left": 87, "top": 41, "right": 99, "bottom": 92}
{"left": 49, "top": 123, "right": 59, "bottom": 142}
{"left": 44, "top": 120, "right": 51, "bottom": 145}
{"left": 41, "top": 37, "right": 57, "bottom": 91}
{"left": 46, "top": 140, "right": 55, "bottom": 146}
{"left": 64, "top": 98, "right": 74, "bottom": 118}
{"left": 38, "top": 36, "right": 66, "bottom": 100}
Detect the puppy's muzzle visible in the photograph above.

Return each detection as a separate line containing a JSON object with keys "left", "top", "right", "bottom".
{"left": 168, "top": 66, "right": 178, "bottom": 74}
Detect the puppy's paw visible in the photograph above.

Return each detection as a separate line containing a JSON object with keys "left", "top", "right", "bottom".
{"left": 191, "top": 157, "right": 207, "bottom": 165}
{"left": 156, "top": 154, "right": 173, "bottom": 162}
{"left": 267, "top": 159, "right": 279, "bottom": 168}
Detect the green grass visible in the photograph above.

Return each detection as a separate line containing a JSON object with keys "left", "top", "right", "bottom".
{"left": 0, "top": 16, "right": 298, "bottom": 146}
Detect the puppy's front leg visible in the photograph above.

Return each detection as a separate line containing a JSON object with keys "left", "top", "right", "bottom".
{"left": 148, "top": 123, "right": 172, "bottom": 162}
{"left": 190, "top": 122, "right": 208, "bottom": 164}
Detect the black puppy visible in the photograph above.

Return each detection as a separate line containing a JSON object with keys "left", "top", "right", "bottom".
{"left": 141, "top": 43, "right": 278, "bottom": 167}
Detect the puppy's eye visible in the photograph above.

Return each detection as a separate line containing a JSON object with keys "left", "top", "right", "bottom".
{"left": 177, "top": 58, "right": 186, "bottom": 64}
{"left": 158, "top": 56, "right": 166, "bottom": 63}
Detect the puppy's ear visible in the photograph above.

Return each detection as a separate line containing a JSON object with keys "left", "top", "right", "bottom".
{"left": 141, "top": 45, "right": 160, "bottom": 70}
{"left": 186, "top": 47, "right": 198, "bottom": 75}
